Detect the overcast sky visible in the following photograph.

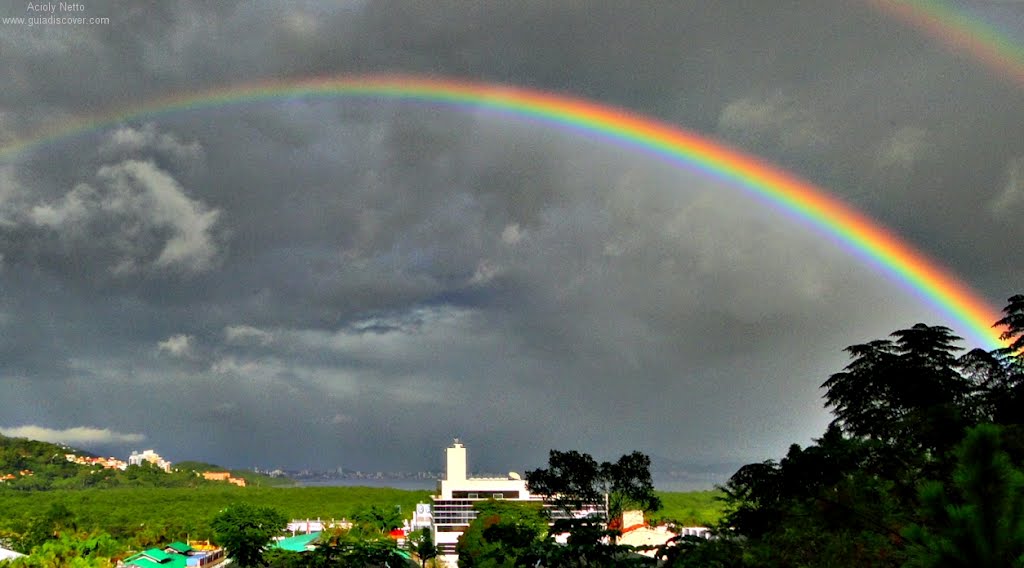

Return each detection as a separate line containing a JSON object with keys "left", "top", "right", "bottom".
{"left": 0, "top": 1, "right": 1022, "bottom": 480}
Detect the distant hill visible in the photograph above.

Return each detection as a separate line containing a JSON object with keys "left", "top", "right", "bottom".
{"left": 174, "top": 460, "right": 294, "bottom": 487}
{"left": 647, "top": 454, "right": 742, "bottom": 490}
{"left": 0, "top": 432, "right": 82, "bottom": 481}
{"left": 0, "top": 433, "right": 288, "bottom": 490}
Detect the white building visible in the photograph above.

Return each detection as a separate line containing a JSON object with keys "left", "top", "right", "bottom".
{"left": 616, "top": 510, "right": 711, "bottom": 557}
{"left": 429, "top": 440, "right": 604, "bottom": 566}
{"left": 405, "top": 503, "right": 433, "bottom": 533}
{"left": 286, "top": 518, "right": 352, "bottom": 535}
{"left": 128, "top": 449, "right": 172, "bottom": 472}
{"left": 430, "top": 440, "right": 541, "bottom": 565}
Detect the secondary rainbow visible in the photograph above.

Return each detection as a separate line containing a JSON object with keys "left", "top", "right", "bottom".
{"left": 868, "top": 0, "right": 1024, "bottom": 89}
{"left": 0, "top": 75, "right": 1009, "bottom": 350}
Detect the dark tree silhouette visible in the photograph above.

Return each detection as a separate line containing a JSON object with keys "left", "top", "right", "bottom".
{"left": 821, "top": 324, "right": 971, "bottom": 457}
{"left": 526, "top": 449, "right": 661, "bottom": 522}
{"left": 694, "top": 294, "right": 1024, "bottom": 568}
{"left": 995, "top": 294, "right": 1024, "bottom": 358}
{"left": 904, "top": 424, "right": 1024, "bottom": 567}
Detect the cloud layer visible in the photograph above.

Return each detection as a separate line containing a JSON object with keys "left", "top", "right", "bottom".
{"left": 0, "top": 426, "right": 145, "bottom": 446}
{"left": 0, "top": 1, "right": 1021, "bottom": 477}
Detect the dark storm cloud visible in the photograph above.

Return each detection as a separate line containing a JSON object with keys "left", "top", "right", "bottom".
{"left": 0, "top": 0, "right": 1021, "bottom": 477}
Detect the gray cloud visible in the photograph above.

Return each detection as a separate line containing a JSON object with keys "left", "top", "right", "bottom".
{"left": 989, "top": 156, "right": 1024, "bottom": 217}
{"left": 22, "top": 159, "right": 220, "bottom": 275}
{"left": 157, "top": 334, "right": 195, "bottom": 359}
{"left": 0, "top": 425, "right": 145, "bottom": 446}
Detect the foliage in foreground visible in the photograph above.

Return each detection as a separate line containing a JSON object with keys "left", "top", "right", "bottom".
{"left": 455, "top": 500, "right": 548, "bottom": 567}
{"left": 454, "top": 499, "right": 657, "bottom": 568}
{"left": 0, "top": 485, "right": 431, "bottom": 552}
{"left": 668, "top": 294, "right": 1024, "bottom": 567}
{"left": 212, "top": 503, "right": 288, "bottom": 567}
{"left": 903, "top": 424, "right": 1024, "bottom": 567}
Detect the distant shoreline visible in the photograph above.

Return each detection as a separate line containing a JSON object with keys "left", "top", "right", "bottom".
{"left": 290, "top": 477, "right": 717, "bottom": 492}
{"left": 293, "top": 478, "right": 437, "bottom": 491}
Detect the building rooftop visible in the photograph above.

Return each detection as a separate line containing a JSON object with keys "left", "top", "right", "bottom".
{"left": 274, "top": 531, "right": 322, "bottom": 552}
{"left": 165, "top": 541, "right": 192, "bottom": 554}
{"left": 123, "top": 548, "right": 185, "bottom": 568}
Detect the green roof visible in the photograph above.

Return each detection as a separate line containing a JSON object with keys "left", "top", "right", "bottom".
{"left": 274, "top": 531, "right": 322, "bottom": 552}
{"left": 165, "top": 541, "right": 192, "bottom": 554}
{"left": 123, "top": 548, "right": 188, "bottom": 568}
{"left": 127, "top": 548, "right": 173, "bottom": 563}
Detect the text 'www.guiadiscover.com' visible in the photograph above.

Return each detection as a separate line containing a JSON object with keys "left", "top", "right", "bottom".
{"left": 4, "top": 3, "right": 109, "bottom": 26}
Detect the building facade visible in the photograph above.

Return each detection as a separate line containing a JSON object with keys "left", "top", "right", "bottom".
{"left": 429, "top": 440, "right": 605, "bottom": 566}
{"left": 128, "top": 449, "right": 172, "bottom": 472}
{"left": 430, "top": 440, "right": 541, "bottom": 565}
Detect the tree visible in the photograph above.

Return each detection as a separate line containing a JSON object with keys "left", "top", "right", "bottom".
{"left": 821, "top": 324, "right": 972, "bottom": 453}
{"left": 211, "top": 503, "right": 287, "bottom": 567}
{"left": 904, "top": 424, "right": 1024, "bottom": 567}
{"left": 605, "top": 452, "right": 662, "bottom": 520}
{"left": 352, "top": 504, "right": 404, "bottom": 536}
{"left": 19, "top": 503, "right": 78, "bottom": 553}
{"left": 405, "top": 527, "right": 437, "bottom": 568}
{"left": 995, "top": 294, "right": 1024, "bottom": 360}
{"left": 263, "top": 548, "right": 307, "bottom": 568}
{"left": 4, "top": 532, "right": 123, "bottom": 568}
{"left": 302, "top": 528, "right": 409, "bottom": 567}
{"left": 694, "top": 294, "right": 1024, "bottom": 567}
{"left": 456, "top": 500, "right": 547, "bottom": 568}
{"left": 525, "top": 451, "right": 603, "bottom": 515}
{"left": 525, "top": 450, "right": 661, "bottom": 522}
{"left": 656, "top": 534, "right": 743, "bottom": 568}
{"left": 524, "top": 450, "right": 660, "bottom": 567}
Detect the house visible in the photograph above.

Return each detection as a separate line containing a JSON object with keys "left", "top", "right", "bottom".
{"left": 65, "top": 453, "right": 128, "bottom": 470}
{"left": 202, "top": 471, "right": 230, "bottom": 481}
{"left": 616, "top": 510, "right": 711, "bottom": 557}
{"left": 201, "top": 471, "right": 247, "bottom": 487}
{"left": 122, "top": 548, "right": 185, "bottom": 567}
{"left": 274, "top": 531, "right": 322, "bottom": 552}
{"left": 122, "top": 541, "right": 224, "bottom": 567}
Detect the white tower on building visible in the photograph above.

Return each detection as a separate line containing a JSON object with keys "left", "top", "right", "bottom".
{"left": 446, "top": 439, "right": 467, "bottom": 481}
{"left": 430, "top": 439, "right": 538, "bottom": 566}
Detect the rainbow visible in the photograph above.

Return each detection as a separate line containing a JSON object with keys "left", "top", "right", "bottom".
{"left": 0, "top": 75, "right": 1009, "bottom": 350}
{"left": 868, "top": 0, "right": 1024, "bottom": 89}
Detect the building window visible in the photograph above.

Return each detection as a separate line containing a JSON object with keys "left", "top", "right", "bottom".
{"left": 452, "top": 490, "right": 520, "bottom": 499}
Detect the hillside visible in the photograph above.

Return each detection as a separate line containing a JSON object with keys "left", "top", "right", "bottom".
{"left": 173, "top": 460, "right": 294, "bottom": 487}
{"left": 0, "top": 434, "right": 286, "bottom": 490}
